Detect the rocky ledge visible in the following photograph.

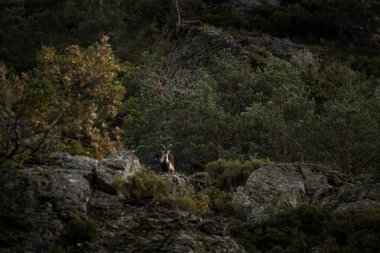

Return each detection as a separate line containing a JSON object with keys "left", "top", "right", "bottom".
{"left": 0, "top": 153, "right": 243, "bottom": 253}
{"left": 1, "top": 156, "right": 378, "bottom": 252}
{"left": 233, "top": 163, "right": 380, "bottom": 221}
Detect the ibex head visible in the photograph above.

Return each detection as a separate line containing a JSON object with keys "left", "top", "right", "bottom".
{"left": 161, "top": 144, "right": 172, "bottom": 156}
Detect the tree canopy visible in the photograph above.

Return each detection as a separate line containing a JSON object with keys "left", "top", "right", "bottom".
{"left": 0, "top": 36, "right": 126, "bottom": 160}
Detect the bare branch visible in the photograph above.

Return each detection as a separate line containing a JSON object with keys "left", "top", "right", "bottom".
{"left": 28, "top": 112, "right": 63, "bottom": 157}
{"left": 173, "top": 0, "right": 182, "bottom": 32}
{"left": 6, "top": 116, "right": 20, "bottom": 159}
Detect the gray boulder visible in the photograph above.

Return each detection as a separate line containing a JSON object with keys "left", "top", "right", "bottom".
{"left": 96, "top": 151, "right": 142, "bottom": 194}
{"left": 233, "top": 163, "right": 380, "bottom": 221}
{"left": 99, "top": 151, "right": 141, "bottom": 181}
{"left": 161, "top": 172, "right": 194, "bottom": 195}
{"left": 317, "top": 181, "right": 380, "bottom": 213}
{"left": 232, "top": 163, "right": 308, "bottom": 221}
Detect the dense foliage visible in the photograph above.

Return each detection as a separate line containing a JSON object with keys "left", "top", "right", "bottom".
{"left": 1, "top": 0, "right": 379, "bottom": 175}
{"left": 205, "top": 158, "right": 272, "bottom": 191}
{"left": 0, "top": 37, "right": 125, "bottom": 160}
{"left": 60, "top": 216, "right": 97, "bottom": 246}
{"left": 231, "top": 205, "right": 380, "bottom": 253}
{"left": 190, "top": 0, "right": 380, "bottom": 76}
{"left": 0, "top": 0, "right": 172, "bottom": 70}
{"left": 191, "top": 0, "right": 380, "bottom": 45}
{"left": 120, "top": 170, "right": 173, "bottom": 205}
{"left": 136, "top": 50, "right": 379, "bottom": 174}
{"left": 0, "top": 2, "right": 379, "bottom": 252}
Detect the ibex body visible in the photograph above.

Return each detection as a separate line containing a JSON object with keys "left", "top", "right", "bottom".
{"left": 160, "top": 144, "right": 175, "bottom": 174}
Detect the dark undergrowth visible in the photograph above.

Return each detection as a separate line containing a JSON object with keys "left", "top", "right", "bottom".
{"left": 230, "top": 205, "right": 380, "bottom": 253}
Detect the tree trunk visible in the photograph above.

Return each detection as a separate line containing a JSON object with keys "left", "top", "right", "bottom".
{"left": 173, "top": 0, "right": 182, "bottom": 32}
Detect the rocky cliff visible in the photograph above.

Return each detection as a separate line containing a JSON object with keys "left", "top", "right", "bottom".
{"left": 0, "top": 152, "right": 141, "bottom": 252}
{"left": 164, "top": 21, "right": 322, "bottom": 84}
{"left": 0, "top": 153, "right": 244, "bottom": 253}
{"left": 164, "top": 20, "right": 248, "bottom": 84}
{"left": 1, "top": 155, "right": 379, "bottom": 252}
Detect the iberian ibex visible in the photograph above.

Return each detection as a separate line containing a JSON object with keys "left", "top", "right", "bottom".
{"left": 160, "top": 144, "right": 175, "bottom": 174}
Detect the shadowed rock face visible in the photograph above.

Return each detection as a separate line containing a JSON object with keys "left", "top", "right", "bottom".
{"left": 1, "top": 155, "right": 378, "bottom": 252}
{"left": 0, "top": 152, "right": 141, "bottom": 253}
{"left": 232, "top": 163, "right": 380, "bottom": 221}
{"left": 86, "top": 204, "right": 244, "bottom": 253}
{"left": 163, "top": 21, "right": 248, "bottom": 85}
{"left": 0, "top": 154, "right": 245, "bottom": 253}
{"left": 164, "top": 21, "right": 321, "bottom": 88}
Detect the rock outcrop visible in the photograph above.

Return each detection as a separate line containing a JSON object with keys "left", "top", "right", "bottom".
{"left": 83, "top": 204, "right": 244, "bottom": 253}
{"left": 0, "top": 153, "right": 244, "bottom": 253}
{"left": 164, "top": 21, "right": 322, "bottom": 86}
{"left": 161, "top": 173, "right": 194, "bottom": 195}
{"left": 235, "top": 33, "right": 321, "bottom": 60}
{"left": 0, "top": 152, "right": 141, "bottom": 253}
{"left": 233, "top": 163, "right": 380, "bottom": 221}
{"left": 164, "top": 21, "right": 249, "bottom": 84}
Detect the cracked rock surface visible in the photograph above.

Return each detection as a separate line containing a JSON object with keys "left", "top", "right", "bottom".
{"left": 233, "top": 163, "right": 380, "bottom": 221}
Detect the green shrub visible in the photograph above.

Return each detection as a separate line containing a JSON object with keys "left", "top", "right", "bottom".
{"left": 205, "top": 158, "right": 272, "bottom": 191}
{"left": 124, "top": 170, "right": 173, "bottom": 205}
{"left": 61, "top": 216, "right": 97, "bottom": 245}
{"left": 190, "top": 171, "right": 212, "bottom": 189}
{"left": 203, "top": 187, "right": 234, "bottom": 215}
{"left": 245, "top": 45, "right": 272, "bottom": 68}
{"left": 350, "top": 55, "right": 380, "bottom": 77}
{"left": 177, "top": 191, "right": 210, "bottom": 216}
{"left": 190, "top": 171, "right": 211, "bottom": 181}
{"left": 113, "top": 175, "right": 127, "bottom": 192}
